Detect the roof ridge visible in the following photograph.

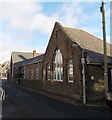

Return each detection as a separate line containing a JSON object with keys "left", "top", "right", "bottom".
{"left": 64, "top": 27, "right": 112, "bottom": 46}
{"left": 12, "top": 51, "right": 32, "bottom": 53}
{"left": 12, "top": 51, "right": 43, "bottom": 54}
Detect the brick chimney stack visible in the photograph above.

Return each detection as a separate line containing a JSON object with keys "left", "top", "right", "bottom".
{"left": 33, "top": 50, "right": 36, "bottom": 57}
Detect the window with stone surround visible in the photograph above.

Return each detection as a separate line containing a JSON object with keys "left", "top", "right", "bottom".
{"left": 30, "top": 66, "right": 33, "bottom": 80}
{"left": 26, "top": 66, "right": 29, "bottom": 79}
{"left": 36, "top": 64, "right": 39, "bottom": 80}
{"left": 68, "top": 60, "right": 74, "bottom": 83}
{"left": 46, "top": 64, "right": 50, "bottom": 80}
{"left": 23, "top": 66, "right": 26, "bottom": 79}
{"left": 53, "top": 49, "right": 63, "bottom": 81}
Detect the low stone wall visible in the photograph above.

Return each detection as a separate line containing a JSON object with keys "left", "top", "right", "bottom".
{"left": 87, "top": 91, "right": 105, "bottom": 101}
{"left": 20, "top": 79, "right": 43, "bottom": 90}
{"left": 42, "top": 81, "right": 82, "bottom": 101}
{"left": 86, "top": 65, "right": 105, "bottom": 101}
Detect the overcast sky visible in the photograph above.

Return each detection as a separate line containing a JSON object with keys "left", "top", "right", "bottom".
{"left": 0, "top": 0, "right": 111, "bottom": 63}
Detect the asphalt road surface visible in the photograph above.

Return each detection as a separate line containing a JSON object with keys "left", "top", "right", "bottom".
{"left": 2, "top": 80, "right": 112, "bottom": 119}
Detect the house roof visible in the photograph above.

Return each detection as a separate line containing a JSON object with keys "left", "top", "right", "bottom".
{"left": 0, "top": 62, "right": 9, "bottom": 68}
{"left": 54, "top": 22, "right": 112, "bottom": 64}
{"left": 11, "top": 52, "right": 42, "bottom": 64}
{"left": 0, "top": 62, "right": 10, "bottom": 73}
{"left": 63, "top": 27, "right": 112, "bottom": 57}
{"left": 24, "top": 54, "right": 44, "bottom": 65}
{"left": 0, "top": 64, "right": 5, "bottom": 67}
{"left": 14, "top": 54, "right": 44, "bottom": 67}
{"left": 85, "top": 49, "right": 112, "bottom": 64}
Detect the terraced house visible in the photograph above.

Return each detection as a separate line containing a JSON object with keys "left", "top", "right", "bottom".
{"left": 0, "top": 62, "right": 10, "bottom": 79}
{"left": 9, "top": 22, "right": 112, "bottom": 102}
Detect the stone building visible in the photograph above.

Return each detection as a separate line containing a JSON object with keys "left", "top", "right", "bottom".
{"left": 42, "top": 22, "right": 112, "bottom": 101}
{"left": 10, "top": 22, "right": 112, "bottom": 102}
{"left": 0, "top": 62, "right": 10, "bottom": 79}
{"left": 10, "top": 50, "right": 42, "bottom": 82}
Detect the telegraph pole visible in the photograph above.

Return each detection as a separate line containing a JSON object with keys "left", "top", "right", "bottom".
{"left": 100, "top": 0, "right": 108, "bottom": 96}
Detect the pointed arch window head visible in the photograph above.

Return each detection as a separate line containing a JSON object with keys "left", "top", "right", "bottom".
{"left": 54, "top": 49, "right": 63, "bottom": 81}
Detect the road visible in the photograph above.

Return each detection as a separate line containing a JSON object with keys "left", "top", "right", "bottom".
{"left": 2, "top": 80, "right": 112, "bottom": 119}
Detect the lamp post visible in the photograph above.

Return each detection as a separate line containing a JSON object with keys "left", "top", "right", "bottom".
{"left": 72, "top": 43, "right": 86, "bottom": 104}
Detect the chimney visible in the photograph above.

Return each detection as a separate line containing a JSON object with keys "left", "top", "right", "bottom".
{"left": 33, "top": 50, "right": 36, "bottom": 57}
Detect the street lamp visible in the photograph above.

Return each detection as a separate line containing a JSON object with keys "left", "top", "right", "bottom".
{"left": 72, "top": 43, "right": 86, "bottom": 104}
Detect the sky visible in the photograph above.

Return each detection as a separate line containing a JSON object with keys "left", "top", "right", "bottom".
{"left": 0, "top": 0, "right": 111, "bottom": 63}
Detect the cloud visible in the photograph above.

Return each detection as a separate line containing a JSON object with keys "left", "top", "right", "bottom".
{"left": 0, "top": 0, "right": 111, "bottom": 2}
{"left": 0, "top": 33, "right": 34, "bottom": 63}
{"left": 0, "top": 2, "right": 58, "bottom": 63}
{"left": 0, "top": 32, "right": 46, "bottom": 63}
{"left": 0, "top": 3, "right": 42, "bottom": 30}
{"left": 1, "top": 2, "right": 42, "bottom": 20}
{"left": 57, "top": 2, "right": 89, "bottom": 27}
{"left": 106, "top": 8, "right": 110, "bottom": 17}
{"left": 0, "top": 2, "right": 110, "bottom": 63}
{"left": 29, "top": 14, "right": 58, "bottom": 34}
{"left": 0, "top": 2, "right": 89, "bottom": 63}
{"left": 1, "top": 2, "right": 97, "bottom": 34}
{"left": 0, "top": 2, "right": 58, "bottom": 35}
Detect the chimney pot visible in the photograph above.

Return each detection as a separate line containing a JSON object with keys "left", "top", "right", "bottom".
{"left": 33, "top": 50, "right": 36, "bottom": 57}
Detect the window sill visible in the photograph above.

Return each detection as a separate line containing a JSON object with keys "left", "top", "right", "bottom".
{"left": 68, "top": 81, "right": 74, "bottom": 83}
{"left": 54, "top": 80, "right": 63, "bottom": 82}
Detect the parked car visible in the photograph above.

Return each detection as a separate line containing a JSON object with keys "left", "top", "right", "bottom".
{"left": 106, "top": 90, "right": 112, "bottom": 108}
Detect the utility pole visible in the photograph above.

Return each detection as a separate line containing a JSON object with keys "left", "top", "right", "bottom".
{"left": 72, "top": 43, "right": 86, "bottom": 104}
{"left": 100, "top": 0, "right": 108, "bottom": 96}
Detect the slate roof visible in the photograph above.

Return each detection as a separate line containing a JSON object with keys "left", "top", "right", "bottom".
{"left": 14, "top": 54, "right": 44, "bottom": 67}
{"left": 64, "top": 27, "right": 112, "bottom": 57}
{"left": 54, "top": 22, "right": 112, "bottom": 64}
{"left": 11, "top": 52, "right": 42, "bottom": 63}
{"left": 85, "top": 49, "right": 112, "bottom": 64}
{"left": 24, "top": 54, "right": 44, "bottom": 65}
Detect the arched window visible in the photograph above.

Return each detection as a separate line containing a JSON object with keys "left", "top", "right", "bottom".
{"left": 36, "top": 64, "right": 39, "bottom": 80}
{"left": 68, "top": 60, "right": 74, "bottom": 82}
{"left": 46, "top": 64, "right": 50, "bottom": 80}
{"left": 54, "top": 49, "right": 63, "bottom": 81}
{"left": 30, "top": 66, "right": 34, "bottom": 80}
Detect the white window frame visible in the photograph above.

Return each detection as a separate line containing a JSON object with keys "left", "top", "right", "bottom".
{"left": 31, "top": 67, "right": 33, "bottom": 80}
{"left": 68, "top": 60, "right": 74, "bottom": 83}
{"left": 23, "top": 66, "right": 26, "bottom": 79}
{"left": 54, "top": 50, "right": 63, "bottom": 81}
{"left": 36, "top": 64, "right": 39, "bottom": 80}
{"left": 26, "top": 66, "right": 29, "bottom": 79}
{"left": 47, "top": 64, "right": 50, "bottom": 80}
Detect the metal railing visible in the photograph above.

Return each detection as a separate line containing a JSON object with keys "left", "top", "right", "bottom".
{"left": 0, "top": 87, "right": 5, "bottom": 100}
